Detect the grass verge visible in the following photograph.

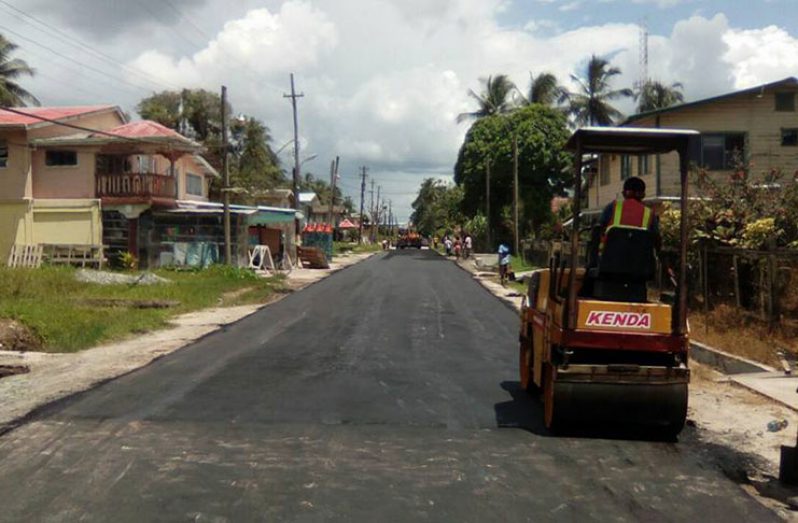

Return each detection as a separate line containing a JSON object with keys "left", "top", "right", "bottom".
{"left": 0, "top": 265, "right": 285, "bottom": 353}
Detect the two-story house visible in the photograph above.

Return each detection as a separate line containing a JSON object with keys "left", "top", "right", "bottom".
{"left": 587, "top": 77, "right": 798, "bottom": 214}
{"left": 0, "top": 105, "right": 226, "bottom": 266}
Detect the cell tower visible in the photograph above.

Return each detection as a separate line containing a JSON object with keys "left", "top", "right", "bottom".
{"left": 638, "top": 19, "right": 649, "bottom": 90}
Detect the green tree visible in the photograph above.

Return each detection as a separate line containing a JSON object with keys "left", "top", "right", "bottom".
{"left": 568, "top": 55, "right": 633, "bottom": 126}
{"left": 410, "top": 179, "right": 463, "bottom": 236}
{"left": 0, "top": 34, "right": 38, "bottom": 106}
{"left": 454, "top": 104, "right": 572, "bottom": 243}
{"left": 522, "top": 72, "right": 568, "bottom": 107}
{"left": 635, "top": 80, "right": 685, "bottom": 113}
{"left": 228, "top": 117, "right": 284, "bottom": 203}
{"left": 136, "top": 88, "right": 231, "bottom": 142}
{"left": 456, "top": 74, "right": 518, "bottom": 123}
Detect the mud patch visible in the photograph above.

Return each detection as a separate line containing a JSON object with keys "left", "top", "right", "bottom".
{"left": 0, "top": 320, "right": 42, "bottom": 352}
{"left": 0, "top": 365, "right": 29, "bottom": 378}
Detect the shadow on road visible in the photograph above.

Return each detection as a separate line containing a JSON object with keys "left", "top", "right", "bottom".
{"left": 494, "top": 381, "right": 549, "bottom": 435}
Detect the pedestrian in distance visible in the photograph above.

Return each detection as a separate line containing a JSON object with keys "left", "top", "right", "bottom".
{"left": 454, "top": 236, "right": 462, "bottom": 259}
{"left": 444, "top": 236, "right": 453, "bottom": 256}
{"left": 498, "top": 243, "right": 511, "bottom": 286}
{"left": 464, "top": 233, "right": 473, "bottom": 259}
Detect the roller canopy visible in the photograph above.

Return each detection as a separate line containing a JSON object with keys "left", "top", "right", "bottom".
{"left": 565, "top": 127, "right": 700, "bottom": 155}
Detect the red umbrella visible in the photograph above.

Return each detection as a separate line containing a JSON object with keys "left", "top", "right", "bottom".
{"left": 337, "top": 218, "right": 357, "bottom": 229}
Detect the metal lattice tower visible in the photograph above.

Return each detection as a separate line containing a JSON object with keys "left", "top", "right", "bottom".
{"left": 638, "top": 19, "right": 649, "bottom": 90}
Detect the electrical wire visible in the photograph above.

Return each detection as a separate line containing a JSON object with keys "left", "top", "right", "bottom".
{"left": 0, "top": 0, "right": 182, "bottom": 92}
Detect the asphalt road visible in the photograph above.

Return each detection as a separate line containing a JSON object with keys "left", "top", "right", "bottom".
{"left": 0, "top": 250, "right": 778, "bottom": 522}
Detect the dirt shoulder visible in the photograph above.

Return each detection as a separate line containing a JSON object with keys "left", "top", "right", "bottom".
{"left": 0, "top": 253, "right": 375, "bottom": 432}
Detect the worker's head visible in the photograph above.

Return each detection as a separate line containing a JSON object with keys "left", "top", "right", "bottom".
{"left": 622, "top": 177, "right": 646, "bottom": 201}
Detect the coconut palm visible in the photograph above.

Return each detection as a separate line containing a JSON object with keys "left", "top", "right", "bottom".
{"left": 522, "top": 72, "right": 569, "bottom": 107}
{"left": 456, "top": 74, "right": 517, "bottom": 123}
{"left": 635, "top": 80, "right": 685, "bottom": 113}
{"left": 0, "top": 34, "right": 38, "bottom": 107}
{"left": 568, "top": 55, "right": 633, "bottom": 126}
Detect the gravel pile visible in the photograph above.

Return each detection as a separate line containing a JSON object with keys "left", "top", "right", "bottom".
{"left": 75, "top": 269, "right": 171, "bottom": 286}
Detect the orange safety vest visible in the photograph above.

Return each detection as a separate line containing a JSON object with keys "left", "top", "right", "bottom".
{"left": 599, "top": 199, "right": 653, "bottom": 253}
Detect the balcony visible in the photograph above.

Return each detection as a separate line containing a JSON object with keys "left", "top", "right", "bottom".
{"left": 96, "top": 172, "right": 176, "bottom": 201}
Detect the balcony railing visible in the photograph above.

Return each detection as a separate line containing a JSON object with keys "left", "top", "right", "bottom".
{"left": 96, "top": 172, "right": 176, "bottom": 199}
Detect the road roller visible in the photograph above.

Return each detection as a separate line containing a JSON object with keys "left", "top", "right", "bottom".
{"left": 518, "top": 127, "right": 700, "bottom": 436}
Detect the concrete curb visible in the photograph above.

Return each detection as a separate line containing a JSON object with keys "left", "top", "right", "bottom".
{"left": 689, "top": 340, "right": 776, "bottom": 375}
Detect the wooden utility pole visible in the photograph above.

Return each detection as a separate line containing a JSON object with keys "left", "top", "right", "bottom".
{"left": 358, "top": 166, "right": 367, "bottom": 243}
{"left": 283, "top": 73, "right": 304, "bottom": 236}
{"left": 512, "top": 136, "right": 520, "bottom": 256}
{"left": 375, "top": 185, "right": 381, "bottom": 237}
{"left": 485, "top": 160, "right": 491, "bottom": 250}
{"left": 369, "top": 179, "right": 375, "bottom": 242}
{"left": 327, "top": 156, "right": 339, "bottom": 227}
{"left": 388, "top": 200, "right": 392, "bottom": 238}
{"left": 221, "top": 85, "right": 231, "bottom": 265}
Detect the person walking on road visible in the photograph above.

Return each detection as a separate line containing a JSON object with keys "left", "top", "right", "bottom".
{"left": 498, "top": 243, "right": 511, "bottom": 286}
{"left": 464, "top": 234, "right": 473, "bottom": 259}
{"left": 444, "top": 236, "right": 453, "bottom": 256}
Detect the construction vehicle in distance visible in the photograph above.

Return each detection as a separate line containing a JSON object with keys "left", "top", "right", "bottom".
{"left": 518, "top": 127, "right": 699, "bottom": 436}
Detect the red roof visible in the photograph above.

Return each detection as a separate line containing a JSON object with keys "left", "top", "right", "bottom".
{"left": 95, "top": 120, "right": 185, "bottom": 140}
{"left": 0, "top": 105, "right": 116, "bottom": 127}
{"left": 337, "top": 218, "right": 357, "bottom": 229}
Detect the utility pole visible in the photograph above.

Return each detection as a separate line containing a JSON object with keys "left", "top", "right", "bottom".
{"left": 369, "top": 179, "right": 375, "bottom": 242}
{"left": 485, "top": 160, "right": 491, "bottom": 250}
{"left": 358, "top": 166, "right": 367, "bottom": 243}
{"left": 512, "top": 135, "right": 520, "bottom": 257}
{"left": 327, "top": 156, "right": 339, "bottom": 228}
{"left": 388, "top": 200, "right": 392, "bottom": 238}
{"left": 221, "top": 85, "right": 232, "bottom": 265}
{"left": 283, "top": 73, "right": 304, "bottom": 237}
{"left": 376, "top": 185, "right": 381, "bottom": 238}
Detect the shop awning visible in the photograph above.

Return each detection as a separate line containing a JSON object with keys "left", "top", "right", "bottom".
{"left": 249, "top": 206, "right": 300, "bottom": 225}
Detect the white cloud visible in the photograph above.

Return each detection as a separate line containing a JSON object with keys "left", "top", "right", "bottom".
{"left": 724, "top": 25, "right": 798, "bottom": 88}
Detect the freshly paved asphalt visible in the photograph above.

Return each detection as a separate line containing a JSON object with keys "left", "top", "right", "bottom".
{"left": 0, "top": 250, "right": 778, "bottom": 521}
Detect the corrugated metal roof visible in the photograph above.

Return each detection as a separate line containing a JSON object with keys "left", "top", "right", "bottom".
{"left": 0, "top": 105, "right": 117, "bottom": 127}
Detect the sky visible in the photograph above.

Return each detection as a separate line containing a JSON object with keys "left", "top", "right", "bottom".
{"left": 5, "top": 0, "right": 798, "bottom": 221}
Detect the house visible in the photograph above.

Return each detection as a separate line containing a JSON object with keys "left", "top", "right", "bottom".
{"left": 298, "top": 191, "right": 319, "bottom": 220}
{"left": 0, "top": 106, "right": 226, "bottom": 266}
{"left": 258, "top": 188, "right": 295, "bottom": 209}
{"left": 308, "top": 203, "right": 346, "bottom": 225}
{"left": 586, "top": 77, "right": 798, "bottom": 213}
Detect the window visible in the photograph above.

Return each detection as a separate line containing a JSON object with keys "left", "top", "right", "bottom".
{"left": 45, "top": 150, "right": 77, "bottom": 167}
{"left": 637, "top": 155, "right": 650, "bottom": 176}
{"left": 775, "top": 92, "right": 796, "bottom": 112}
{"left": 782, "top": 128, "right": 798, "bottom": 147}
{"left": 700, "top": 133, "right": 745, "bottom": 170}
{"left": 620, "top": 155, "right": 632, "bottom": 180}
{"left": 186, "top": 173, "right": 203, "bottom": 196}
{"left": 0, "top": 139, "right": 7, "bottom": 168}
{"left": 599, "top": 155, "right": 610, "bottom": 186}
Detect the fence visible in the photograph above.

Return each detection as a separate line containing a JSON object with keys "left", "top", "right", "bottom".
{"left": 520, "top": 238, "right": 798, "bottom": 328}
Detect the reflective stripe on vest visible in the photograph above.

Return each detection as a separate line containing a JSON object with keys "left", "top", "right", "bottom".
{"left": 599, "top": 199, "right": 652, "bottom": 253}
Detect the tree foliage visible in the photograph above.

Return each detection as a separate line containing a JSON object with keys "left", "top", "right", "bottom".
{"left": 0, "top": 34, "right": 38, "bottom": 106}
{"left": 410, "top": 179, "right": 464, "bottom": 236}
{"left": 568, "top": 55, "right": 633, "bottom": 126}
{"left": 454, "top": 104, "right": 572, "bottom": 244}
{"left": 635, "top": 80, "right": 684, "bottom": 113}
{"left": 456, "top": 74, "right": 518, "bottom": 123}
{"left": 523, "top": 72, "right": 568, "bottom": 107}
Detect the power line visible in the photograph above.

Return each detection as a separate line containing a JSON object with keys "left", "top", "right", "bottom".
{"left": 0, "top": 24, "right": 157, "bottom": 96}
{"left": 0, "top": 0, "right": 182, "bottom": 92}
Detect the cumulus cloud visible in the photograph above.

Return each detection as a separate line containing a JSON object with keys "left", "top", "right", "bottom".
{"left": 724, "top": 25, "right": 798, "bottom": 88}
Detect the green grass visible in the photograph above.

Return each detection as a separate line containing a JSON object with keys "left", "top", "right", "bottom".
{"left": 0, "top": 265, "right": 285, "bottom": 353}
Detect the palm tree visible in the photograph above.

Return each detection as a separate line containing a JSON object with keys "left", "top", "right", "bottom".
{"left": 456, "top": 74, "right": 517, "bottom": 123}
{"left": 0, "top": 34, "right": 38, "bottom": 107}
{"left": 568, "top": 55, "right": 633, "bottom": 126}
{"left": 635, "top": 80, "right": 685, "bottom": 113}
{"left": 522, "top": 72, "right": 568, "bottom": 107}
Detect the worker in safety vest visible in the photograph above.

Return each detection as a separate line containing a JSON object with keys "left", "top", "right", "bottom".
{"left": 598, "top": 176, "right": 661, "bottom": 255}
